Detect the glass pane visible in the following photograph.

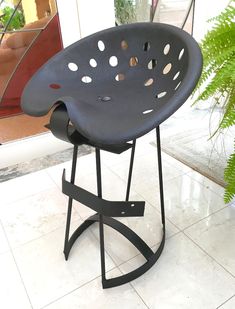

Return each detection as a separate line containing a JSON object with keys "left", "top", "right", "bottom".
{"left": 153, "top": 0, "right": 192, "bottom": 29}
{"left": 115, "top": 0, "right": 193, "bottom": 26}
{"left": 0, "top": 0, "right": 61, "bottom": 118}
{"left": 115, "top": 0, "right": 151, "bottom": 24}
{"left": 0, "top": 1, "right": 25, "bottom": 31}
{"left": 0, "top": 29, "right": 40, "bottom": 107}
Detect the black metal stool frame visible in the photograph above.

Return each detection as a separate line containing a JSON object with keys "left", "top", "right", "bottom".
{"left": 61, "top": 124, "right": 165, "bottom": 289}
{"left": 21, "top": 22, "right": 202, "bottom": 289}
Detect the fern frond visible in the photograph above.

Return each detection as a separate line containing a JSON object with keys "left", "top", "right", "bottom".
{"left": 196, "top": 60, "right": 235, "bottom": 101}
{"left": 220, "top": 90, "right": 235, "bottom": 128}
{"left": 224, "top": 141, "right": 235, "bottom": 203}
{"left": 209, "top": 1, "right": 235, "bottom": 25}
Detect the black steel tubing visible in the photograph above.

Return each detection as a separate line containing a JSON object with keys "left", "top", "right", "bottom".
{"left": 63, "top": 145, "right": 78, "bottom": 259}
{"left": 64, "top": 127, "right": 166, "bottom": 288}
{"left": 96, "top": 148, "right": 106, "bottom": 283}
{"left": 156, "top": 127, "right": 166, "bottom": 227}
{"left": 125, "top": 140, "right": 136, "bottom": 201}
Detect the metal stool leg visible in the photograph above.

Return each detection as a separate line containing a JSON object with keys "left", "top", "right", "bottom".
{"left": 156, "top": 127, "right": 166, "bottom": 228}
{"left": 64, "top": 145, "right": 78, "bottom": 259}
{"left": 95, "top": 148, "right": 106, "bottom": 284}
{"left": 125, "top": 140, "right": 136, "bottom": 201}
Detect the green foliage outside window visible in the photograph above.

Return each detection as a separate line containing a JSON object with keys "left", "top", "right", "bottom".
{"left": 115, "top": 0, "right": 136, "bottom": 24}
{"left": 0, "top": 6, "right": 25, "bottom": 30}
{"left": 194, "top": 1, "right": 235, "bottom": 203}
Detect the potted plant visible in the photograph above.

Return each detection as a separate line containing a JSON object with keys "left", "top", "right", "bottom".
{"left": 194, "top": 0, "right": 235, "bottom": 203}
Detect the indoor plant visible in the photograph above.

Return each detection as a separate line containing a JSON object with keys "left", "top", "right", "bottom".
{"left": 194, "top": 0, "right": 235, "bottom": 203}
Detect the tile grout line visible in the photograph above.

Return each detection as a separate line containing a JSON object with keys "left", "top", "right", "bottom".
{"left": 41, "top": 265, "right": 118, "bottom": 309}
{"left": 216, "top": 294, "right": 235, "bottom": 309}
{"left": 115, "top": 232, "right": 183, "bottom": 309}
{"left": 86, "top": 218, "right": 171, "bottom": 309}
{"left": 104, "top": 250, "right": 150, "bottom": 309}
{"left": 0, "top": 171, "right": 61, "bottom": 207}
{"left": 116, "top": 229, "right": 235, "bottom": 309}
{"left": 6, "top": 216, "right": 82, "bottom": 252}
{"left": 128, "top": 282, "right": 150, "bottom": 309}
{"left": 4, "top": 210, "right": 117, "bottom": 309}
{"left": 0, "top": 219, "right": 33, "bottom": 309}
{"left": 114, "top": 230, "right": 181, "bottom": 270}
{"left": 182, "top": 204, "right": 228, "bottom": 232}
{"left": 44, "top": 165, "right": 85, "bottom": 220}
{"left": 87, "top": 206, "right": 182, "bottom": 268}
{"left": 0, "top": 144, "right": 93, "bottom": 183}
{"left": 113, "top": 258, "right": 150, "bottom": 309}
{"left": 116, "top": 166, "right": 228, "bottom": 233}
{"left": 187, "top": 172, "right": 225, "bottom": 198}
{"left": 183, "top": 231, "right": 235, "bottom": 279}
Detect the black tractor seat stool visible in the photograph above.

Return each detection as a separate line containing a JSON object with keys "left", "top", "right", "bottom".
{"left": 21, "top": 22, "right": 202, "bottom": 288}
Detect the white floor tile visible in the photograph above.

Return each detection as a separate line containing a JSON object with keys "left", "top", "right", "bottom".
{"left": 219, "top": 296, "right": 235, "bottom": 309}
{"left": 109, "top": 150, "right": 183, "bottom": 184}
{"left": 101, "top": 138, "right": 155, "bottom": 168}
{"left": 73, "top": 167, "right": 136, "bottom": 220}
{"left": 0, "top": 252, "right": 31, "bottom": 309}
{"left": 162, "top": 152, "right": 193, "bottom": 174}
{"left": 44, "top": 268, "right": 147, "bottom": 309}
{"left": 0, "top": 222, "right": 10, "bottom": 254}
{"left": 0, "top": 187, "right": 79, "bottom": 248}
{"left": 0, "top": 132, "right": 71, "bottom": 169}
{"left": 13, "top": 222, "right": 115, "bottom": 309}
{"left": 101, "top": 145, "right": 135, "bottom": 168}
{"left": 0, "top": 170, "right": 55, "bottom": 206}
{"left": 184, "top": 204, "right": 235, "bottom": 276}
{"left": 46, "top": 152, "right": 97, "bottom": 189}
{"left": 119, "top": 233, "right": 235, "bottom": 309}
{"left": 45, "top": 160, "right": 72, "bottom": 189}
{"left": 188, "top": 170, "right": 225, "bottom": 198}
{"left": 109, "top": 151, "right": 186, "bottom": 208}
{"left": 162, "top": 174, "right": 226, "bottom": 230}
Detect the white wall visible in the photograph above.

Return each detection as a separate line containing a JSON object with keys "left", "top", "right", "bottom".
{"left": 77, "top": 0, "right": 115, "bottom": 38}
{"left": 57, "top": 0, "right": 115, "bottom": 47}
{"left": 194, "top": 0, "right": 230, "bottom": 41}
{"left": 56, "top": 0, "right": 81, "bottom": 47}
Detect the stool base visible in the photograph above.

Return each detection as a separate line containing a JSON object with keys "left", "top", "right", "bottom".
{"left": 63, "top": 126, "right": 166, "bottom": 288}
{"left": 64, "top": 213, "right": 165, "bottom": 288}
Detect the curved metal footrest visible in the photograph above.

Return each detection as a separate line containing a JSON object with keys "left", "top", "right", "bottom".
{"left": 64, "top": 213, "right": 165, "bottom": 288}
{"left": 62, "top": 170, "right": 145, "bottom": 217}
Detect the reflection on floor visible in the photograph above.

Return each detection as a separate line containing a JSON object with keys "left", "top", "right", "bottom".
{"left": 0, "top": 113, "right": 50, "bottom": 144}
{"left": 0, "top": 131, "right": 234, "bottom": 309}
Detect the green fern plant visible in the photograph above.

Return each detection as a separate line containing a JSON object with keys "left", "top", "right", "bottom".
{"left": 224, "top": 142, "right": 235, "bottom": 202}
{"left": 194, "top": 0, "right": 235, "bottom": 203}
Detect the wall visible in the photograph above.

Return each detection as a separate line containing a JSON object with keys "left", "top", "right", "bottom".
{"left": 194, "top": 0, "right": 230, "bottom": 41}
{"left": 57, "top": 0, "right": 115, "bottom": 47}
{"left": 22, "top": 0, "right": 38, "bottom": 23}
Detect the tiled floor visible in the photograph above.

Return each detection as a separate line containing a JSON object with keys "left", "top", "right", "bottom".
{"left": 0, "top": 132, "right": 234, "bottom": 309}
